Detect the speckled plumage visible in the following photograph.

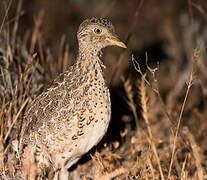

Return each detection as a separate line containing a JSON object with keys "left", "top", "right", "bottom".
{"left": 18, "top": 17, "right": 126, "bottom": 180}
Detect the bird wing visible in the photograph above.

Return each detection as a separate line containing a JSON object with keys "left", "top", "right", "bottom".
{"left": 19, "top": 68, "right": 76, "bottom": 150}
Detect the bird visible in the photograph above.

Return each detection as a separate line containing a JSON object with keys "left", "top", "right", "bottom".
{"left": 18, "top": 17, "right": 126, "bottom": 180}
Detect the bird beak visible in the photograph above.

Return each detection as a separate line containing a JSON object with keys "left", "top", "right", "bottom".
{"left": 106, "top": 34, "right": 127, "bottom": 48}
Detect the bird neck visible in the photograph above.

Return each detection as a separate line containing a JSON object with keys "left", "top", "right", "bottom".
{"left": 76, "top": 45, "right": 104, "bottom": 74}
{"left": 78, "top": 43, "right": 100, "bottom": 58}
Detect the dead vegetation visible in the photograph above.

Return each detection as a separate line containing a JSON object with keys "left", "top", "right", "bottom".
{"left": 0, "top": 0, "right": 207, "bottom": 179}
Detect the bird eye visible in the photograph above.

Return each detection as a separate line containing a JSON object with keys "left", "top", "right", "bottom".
{"left": 94, "top": 28, "right": 102, "bottom": 34}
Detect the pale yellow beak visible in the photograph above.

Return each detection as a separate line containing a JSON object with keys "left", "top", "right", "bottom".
{"left": 106, "top": 36, "right": 127, "bottom": 48}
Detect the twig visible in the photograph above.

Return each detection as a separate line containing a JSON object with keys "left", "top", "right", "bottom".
{"left": 192, "top": 2, "right": 207, "bottom": 23}
{"left": 125, "top": 0, "right": 144, "bottom": 44}
{"left": 109, "top": 0, "right": 144, "bottom": 85}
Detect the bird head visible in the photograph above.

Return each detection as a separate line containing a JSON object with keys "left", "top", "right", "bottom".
{"left": 77, "top": 18, "right": 127, "bottom": 52}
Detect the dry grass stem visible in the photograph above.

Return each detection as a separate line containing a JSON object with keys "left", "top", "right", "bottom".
{"left": 58, "top": 34, "right": 66, "bottom": 73}
{"left": 37, "top": 35, "right": 46, "bottom": 69}
{"left": 183, "top": 127, "right": 204, "bottom": 180}
{"left": 140, "top": 75, "right": 165, "bottom": 180}
{"left": 122, "top": 77, "right": 139, "bottom": 129}
{"left": 148, "top": 159, "right": 155, "bottom": 180}
{"left": 96, "top": 167, "right": 127, "bottom": 180}
{"left": 11, "top": 0, "right": 23, "bottom": 52}
{"left": 0, "top": 98, "right": 6, "bottom": 140}
{"left": 63, "top": 44, "right": 70, "bottom": 72}
{"left": 0, "top": 0, "right": 13, "bottom": 33}
{"left": 167, "top": 48, "right": 198, "bottom": 179}
{"left": 132, "top": 54, "right": 174, "bottom": 134}
{"left": 181, "top": 155, "right": 188, "bottom": 180}
{"left": 3, "top": 97, "right": 29, "bottom": 144}
{"left": 30, "top": 11, "right": 44, "bottom": 54}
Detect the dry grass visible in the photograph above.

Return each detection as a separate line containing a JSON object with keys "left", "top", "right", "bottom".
{"left": 139, "top": 74, "right": 164, "bottom": 180}
{"left": 1, "top": 0, "right": 207, "bottom": 179}
{"left": 123, "top": 77, "right": 139, "bottom": 130}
